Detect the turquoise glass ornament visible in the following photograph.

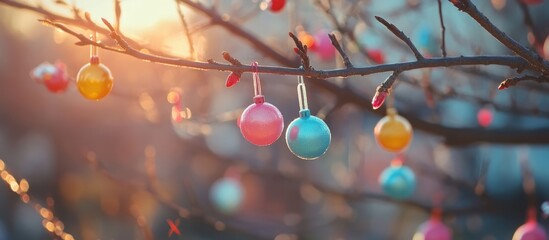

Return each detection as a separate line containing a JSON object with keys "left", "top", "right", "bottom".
{"left": 379, "top": 163, "right": 416, "bottom": 200}
{"left": 286, "top": 109, "right": 331, "bottom": 160}
{"left": 285, "top": 76, "right": 331, "bottom": 160}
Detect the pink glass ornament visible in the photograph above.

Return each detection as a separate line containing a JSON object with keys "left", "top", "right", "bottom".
{"left": 31, "top": 62, "right": 70, "bottom": 93}
{"left": 414, "top": 217, "right": 452, "bottom": 240}
{"left": 239, "top": 62, "right": 284, "bottom": 146}
{"left": 513, "top": 207, "right": 548, "bottom": 240}
{"left": 477, "top": 107, "right": 493, "bottom": 128}
{"left": 313, "top": 30, "right": 336, "bottom": 61}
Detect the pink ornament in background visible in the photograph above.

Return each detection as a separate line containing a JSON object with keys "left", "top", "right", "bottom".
{"left": 477, "top": 107, "right": 493, "bottom": 128}
{"left": 313, "top": 30, "right": 336, "bottom": 61}
{"left": 368, "top": 49, "right": 385, "bottom": 64}
{"left": 413, "top": 212, "right": 452, "bottom": 240}
{"left": 513, "top": 221, "right": 547, "bottom": 240}
{"left": 543, "top": 36, "right": 549, "bottom": 60}
{"left": 239, "top": 62, "right": 284, "bottom": 146}
{"left": 521, "top": 0, "right": 543, "bottom": 5}
{"left": 513, "top": 207, "right": 548, "bottom": 240}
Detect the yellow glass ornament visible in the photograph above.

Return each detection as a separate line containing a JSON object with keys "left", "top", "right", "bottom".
{"left": 374, "top": 108, "right": 413, "bottom": 152}
{"left": 76, "top": 57, "right": 113, "bottom": 100}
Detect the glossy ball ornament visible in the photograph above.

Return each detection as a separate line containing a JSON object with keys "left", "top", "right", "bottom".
{"left": 31, "top": 62, "right": 70, "bottom": 93}
{"left": 268, "top": 0, "right": 286, "bottom": 12}
{"left": 209, "top": 177, "right": 244, "bottom": 214}
{"left": 413, "top": 218, "right": 452, "bottom": 240}
{"left": 76, "top": 57, "right": 113, "bottom": 100}
{"left": 313, "top": 30, "right": 336, "bottom": 61}
{"left": 513, "top": 221, "right": 547, "bottom": 240}
{"left": 374, "top": 108, "right": 413, "bottom": 152}
{"left": 239, "top": 95, "right": 284, "bottom": 146}
{"left": 285, "top": 109, "right": 331, "bottom": 160}
{"left": 379, "top": 164, "right": 416, "bottom": 200}
{"left": 477, "top": 107, "right": 493, "bottom": 128}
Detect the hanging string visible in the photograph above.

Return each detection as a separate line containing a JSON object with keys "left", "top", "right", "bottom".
{"left": 90, "top": 32, "right": 98, "bottom": 57}
{"left": 297, "top": 75, "right": 308, "bottom": 111}
{"left": 251, "top": 62, "right": 262, "bottom": 96}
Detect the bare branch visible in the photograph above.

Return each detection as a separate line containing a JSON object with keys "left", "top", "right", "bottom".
{"left": 437, "top": 0, "right": 447, "bottom": 57}
{"left": 175, "top": 1, "right": 195, "bottom": 58}
{"left": 328, "top": 33, "right": 354, "bottom": 68}
{"left": 498, "top": 75, "right": 549, "bottom": 90}
{"left": 375, "top": 16, "right": 425, "bottom": 60}
{"left": 288, "top": 32, "right": 312, "bottom": 71}
{"left": 449, "top": 0, "right": 549, "bottom": 74}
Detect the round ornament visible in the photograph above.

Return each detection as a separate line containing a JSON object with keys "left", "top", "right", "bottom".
{"left": 379, "top": 162, "right": 416, "bottom": 200}
{"left": 413, "top": 218, "right": 452, "bottom": 240}
{"left": 313, "top": 30, "right": 336, "bottom": 61}
{"left": 76, "top": 57, "right": 113, "bottom": 100}
{"left": 268, "top": 0, "right": 286, "bottom": 12}
{"left": 239, "top": 62, "right": 284, "bottom": 146}
{"left": 209, "top": 177, "right": 244, "bottom": 214}
{"left": 513, "top": 221, "right": 547, "bottom": 240}
{"left": 31, "top": 62, "right": 70, "bottom": 93}
{"left": 285, "top": 77, "right": 331, "bottom": 160}
{"left": 76, "top": 33, "right": 113, "bottom": 100}
{"left": 477, "top": 107, "right": 493, "bottom": 128}
{"left": 374, "top": 108, "right": 413, "bottom": 152}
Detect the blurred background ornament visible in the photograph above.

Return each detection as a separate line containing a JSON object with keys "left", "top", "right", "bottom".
{"left": 379, "top": 158, "right": 416, "bottom": 200}
{"left": 30, "top": 61, "right": 69, "bottom": 93}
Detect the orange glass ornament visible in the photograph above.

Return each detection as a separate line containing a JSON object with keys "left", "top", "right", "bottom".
{"left": 374, "top": 108, "right": 413, "bottom": 152}
{"left": 76, "top": 33, "right": 113, "bottom": 100}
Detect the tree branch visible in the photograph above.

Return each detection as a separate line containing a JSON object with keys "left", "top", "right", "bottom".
{"left": 449, "top": 0, "right": 549, "bottom": 74}
{"left": 375, "top": 16, "right": 425, "bottom": 60}
{"left": 328, "top": 33, "right": 354, "bottom": 68}
{"left": 437, "top": 0, "right": 447, "bottom": 57}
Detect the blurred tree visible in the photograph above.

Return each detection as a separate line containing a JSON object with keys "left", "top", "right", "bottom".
{"left": 0, "top": 0, "right": 549, "bottom": 239}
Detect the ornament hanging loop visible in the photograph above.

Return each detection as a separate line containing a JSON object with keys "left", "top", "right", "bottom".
{"left": 89, "top": 31, "right": 99, "bottom": 64}
{"left": 251, "top": 62, "right": 262, "bottom": 97}
{"left": 297, "top": 75, "right": 308, "bottom": 111}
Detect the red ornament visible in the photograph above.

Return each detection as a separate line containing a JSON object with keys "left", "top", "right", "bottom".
{"left": 477, "top": 107, "right": 493, "bottom": 128}
{"left": 225, "top": 72, "right": 241, "bottom": 88}
{"left": 368, "top": 49, "right": 385, "bottom": 64}
{"left": 521, "top": 0, "right": 543, "bottom": 5}
{"left": 31, "top": 62, "right": 70, "bottom": 93}
{"left": 268, "top": 0, "right": 286, "bottom": 12}
{"left": 239, "top": 62, "right": 284, "bottom": 146}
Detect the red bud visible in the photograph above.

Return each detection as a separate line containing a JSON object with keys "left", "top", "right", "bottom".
{"left": 372, "top": 90, "right": 388, "bottom": 110}
{"left": 225, "top": 72, "right": 241, "bottom": 88}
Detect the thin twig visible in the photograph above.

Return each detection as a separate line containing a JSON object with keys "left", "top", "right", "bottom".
{"left": 375, "top": 16, "right": 425, "bottom": 60}
{"left": 175, "top": 1, "right": 195, "bottom": 59}
{"left": 288, "top": 32, "right": 312, "bottom": 71}
{"left": 114, "top": 0, "right": 121, "bottom": 32}
{"left": 498, "top": 74, "right": 549, "bottom": 90}
{"left": 437, "top": 0, "right": 447, "bottom": 57}
{"left": 516, "top": 0, "right": 544, "bottom": 47}
{"left": 328, "top": 33, "right": 354, "bottom": 68}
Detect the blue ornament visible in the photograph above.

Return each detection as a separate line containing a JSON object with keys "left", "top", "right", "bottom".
{"left": 379, "top": 165, "right": 416, "bottom": 200}
{"left": 286, "top": 109, "right": 331, "bottom": 160}
{"left": 209, "top": 177, "right": 243, "bottom": 214}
